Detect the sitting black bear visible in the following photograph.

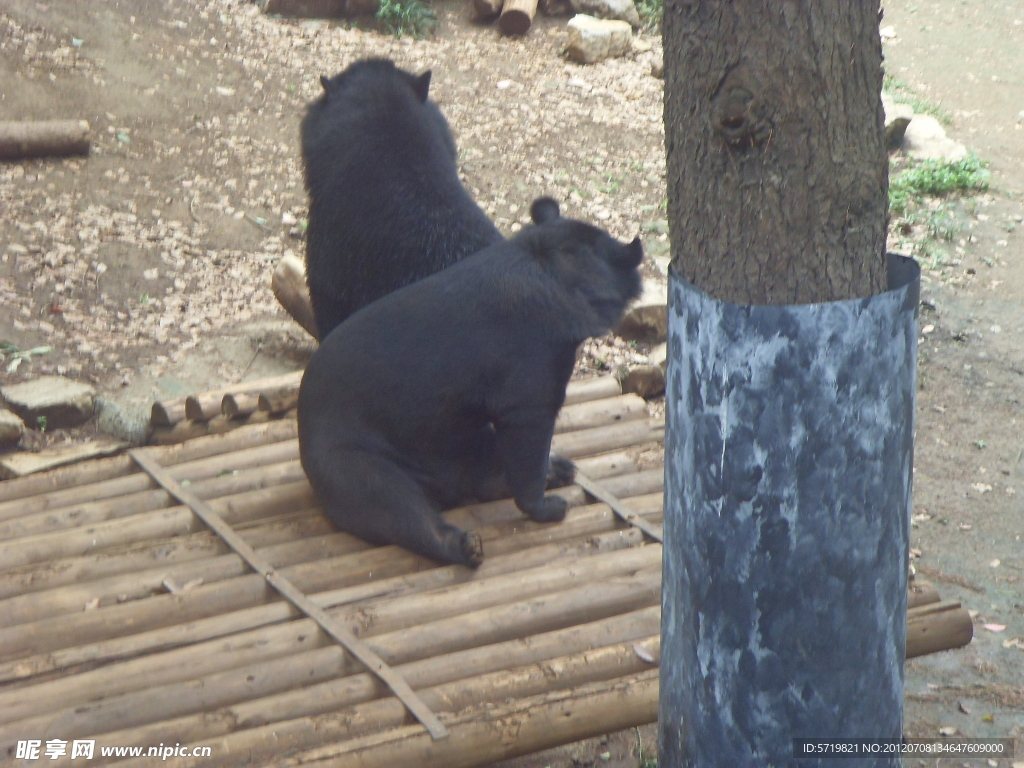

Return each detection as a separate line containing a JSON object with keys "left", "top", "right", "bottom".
{"left": 300, "top": 58, "right": 502, "bottom": 340}
{"left": 298, "top": 198, "right": 644, "bottom": 567}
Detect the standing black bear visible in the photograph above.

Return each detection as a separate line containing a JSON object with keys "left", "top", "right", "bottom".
{"left": 300, "top": 58, "right": 502, "bottom": 340}
{"left": 298, "top": 198, "right": 644, "bottom": 567}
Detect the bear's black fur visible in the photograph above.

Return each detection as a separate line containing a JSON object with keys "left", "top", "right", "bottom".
{"left": 300, "top": 58, "right": 502, "bottom": 340}
{"left": 298, "top": 198, "right": 644, "bottom": 567}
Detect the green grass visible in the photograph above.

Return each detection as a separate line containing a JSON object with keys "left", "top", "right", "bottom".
{"left": 883, "top": 75, "right": 951, "bottom": 125}
{"left": 636, "top": 0, "right": 663, "bottom": 31}
{"left": 375, "top": 0, "right": 437, "bottom": 38}
{"left": 888, "top": 153, "right": 989, "bottom": 214}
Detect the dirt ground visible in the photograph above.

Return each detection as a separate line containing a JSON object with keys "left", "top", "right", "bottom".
{"left": 1, "top": 0, "right": 1022, "bottom": 766}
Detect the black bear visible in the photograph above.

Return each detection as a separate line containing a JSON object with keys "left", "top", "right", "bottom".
{"left": 298, "top": 198, "right": 644, "bottom": 567}
{"left": 300, "top": 58, "right": 502, "bottom": 340}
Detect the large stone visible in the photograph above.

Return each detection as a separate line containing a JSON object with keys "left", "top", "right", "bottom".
{"left": 616, "top": 278, "right": 667, "bottom": 343}
{"left": 0, "top": 409, "right": 24, "bottom": 445}
{"left": 881, "top": 95, "right": 915, "bottom": 150}
{"left": 1, "top": 375, "right": 96, "bottom": 430}
{"left": 623, "top": 364, "right": 665, "bottom": 399}
{"left": 902, "top": 115, "right": 967, "bottom": 162}
{"left": 570, "top": 0, "right": 639, "bottom": 26}
{"left": 566, "top": 15, "right": 633, "bottom": 65}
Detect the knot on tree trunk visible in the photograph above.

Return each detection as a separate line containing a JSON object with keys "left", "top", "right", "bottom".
{"left": 713, "top": 70, "right": 772, "bottom": 149}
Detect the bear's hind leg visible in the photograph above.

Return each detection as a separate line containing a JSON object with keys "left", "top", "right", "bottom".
{"left": 305, "top": 448, "right": 483, "bottom": 567}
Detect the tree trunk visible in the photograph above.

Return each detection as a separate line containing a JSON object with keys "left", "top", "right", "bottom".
{"left": 660, "top": 3, "right": 915, "bottom": 767}
{"left": 663, "top": 2, "right": 889, "bottom": 305}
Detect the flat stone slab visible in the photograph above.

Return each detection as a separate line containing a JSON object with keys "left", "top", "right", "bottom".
{"left": 0, "top": 409, "right": 25, "bottom": 445}
{"left": 566, "top": 14, "right": 633, "bottom": 65}
{"left": 1, "top": 375, "right": 96, "bottom": 430}
{"left": 0, "top": 437, "right": 127, "bottom": 479}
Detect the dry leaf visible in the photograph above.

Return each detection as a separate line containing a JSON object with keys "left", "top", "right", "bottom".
{"left": 983, "top": 624, "right": 1006, "bottom": 633}
{"left": 938, "top": 726, "right": 956, "bottom": 736}
{"left": 957, "top": 701, "right": 971, "bottom": 714}
{"left": 1002, "top": 638, "right": 1024, "bottom": 650}
{"left": 83, "top": 597, "right": 100, "bottom": 611}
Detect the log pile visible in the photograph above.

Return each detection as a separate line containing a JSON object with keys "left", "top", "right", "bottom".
{"left": 0, "top": 378, "right": 973, "bottom": 768}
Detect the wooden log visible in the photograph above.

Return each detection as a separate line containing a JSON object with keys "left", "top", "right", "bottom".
{"left": 221, "top": 392, "right": 259, "bottom": 419}
{"left": 564, "top": 375, "right": 620, "bottom": 405}
{"left": 0, "top": 510, "right": 333, "bottom": 601}
{"left": 0, "top": 419, "right": 299, "bottom": 517}
{"left": 0, "top": 120, "right": 90, "bottom": 160}
{"left": 1, "top": 462, "right": 658, "bottom": 626}
{"left": 554, "top": 394, "right": 647, "bottom": 434}
{"left": 0, "top": 567, "right": 661, "bottom": 724}
{"left": 497, "top": 0, "right": 538, "bottom": 34}
{"left": 0, "top": 448, "right": 306, "bottom": 544}
{"left": 473, "top": 0, "right": 503, "bottom": 21}
{"left": 0, "top": 494, "right": 663, "bottom": 684}
{"left": 4, "top": 554, "right": 659, "bottom": 749}
{"left": 61, "top": 607, "right": 659, "bottom": 766}
{"left": 268, "top": 672, "right": 659, "bottom": 768}
{"left": 551, "top": 417, "right": 662, "bottom": 458}
{"left": 0, "top": 438, "right": 127, "bottom": 480}
{"left": 258, "top": 387, "right": 300, "bottom": 415}
{"left": 149, "top": 409, "right": 293, "bottom": 445}
{"left": 132, "top": 637, "right": 662, "bottom": 768}
{"left": 905, "top": 599, "right": 974, "bottom": 659}
{"left": 0, "top": 489, "right": 652, "bottom": 670}
{"left": 271, "top": 252, "right": 318, "bottom": 338}
{"left": 150, "top": 371, "right": 303, "bottom": 428}
{"left": 183, "top": 392, "right": 225, "bottom": 423}
{"left": 907, "top": 579, "right": 940, "bottom": 610}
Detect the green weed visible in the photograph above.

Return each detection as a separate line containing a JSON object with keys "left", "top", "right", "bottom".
{"left": 375, "top": 0, "right": 437, "bottom": 39}
{"left": 888, "top": 154, "right": 989, "bottom": 214}
{"left": 636, "top": 0, "right": 663, "bottom": 31}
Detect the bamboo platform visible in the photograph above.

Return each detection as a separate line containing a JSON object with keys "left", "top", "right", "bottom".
{"left": 0, "top": 375, "right": 971, "bottom": 767}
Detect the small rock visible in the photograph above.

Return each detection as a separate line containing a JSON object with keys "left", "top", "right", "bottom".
{"left": 902, "top": 115, "right": 967, "bottom": 162}
{"left": 648, "top": 342, "right": 667, "bottom": 370}
{"left": 0, "top": 409, "right": 25, "bottom": 445}
{"left": 539, "top": 0, "right": 574, "bottom": 16}
{"left": 1, "top": 376, "right": 96, "bottom": 430}
{"left": 616, "top": 278, "right": 667, "bottom": 343}
{"left": 570, "top": 0, "right": 640, "bottom": 26}
{"left": 281, "top": 212, "right": 298, "bottom": 227}
{"left": 631, "top": 36, "right": 652, "bottom": 53}
{"left": 649, "top": 52, "right": 663, "bottom": 78}
{"left": 566, "top": 15, "right": 633, "bottom": 65}
{"left": 623, "top": 364, "right": 665, "bottom": 399}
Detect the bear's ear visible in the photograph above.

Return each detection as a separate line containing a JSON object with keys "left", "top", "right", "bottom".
{"left": 412, "top": 71, "right": 432, "bottom": 103}
{"left": 530, "top": 197, "right": 560, "bottom": 225}
{"left": 613, "top": 236, "right": 644, "bottom": 269}
{"left": 320, "top": 74, "right": 331, "bottom": 92}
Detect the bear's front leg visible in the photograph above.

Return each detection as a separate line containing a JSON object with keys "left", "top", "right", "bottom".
{"left": 495, "top": 416, "right": 568, "bottom": 523}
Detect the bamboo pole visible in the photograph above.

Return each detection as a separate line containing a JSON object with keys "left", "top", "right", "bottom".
{"left": 905, "top": 599, "right": 973, "bottom": 659}
{"left": 0, "top": 419, "right": 299, "bottom": 510}
{"left": 269, "top": 672, "right": 659, "bottom": 768}
{"left": 0, "top": 120, "right": 90, "bottom": 159}
{"left": 221, "top": 392, "right": 259, "bottom": 419}
{"left": 63, "top": 606, "right": 659, "bottom": 764}
{"left": 0, "top": 494, "right": 663, "bottom": 684}
{"left": 3, "top": 548, "right": 658, "bottom": 745}
{"left": 258, "top": 387, "right": 300, "bottom": 415}
{"left": 150, "top": 371, "right": 304, "bottom": 427}
{"left": 0, "top": 567, "right": 661, "bottom": 725}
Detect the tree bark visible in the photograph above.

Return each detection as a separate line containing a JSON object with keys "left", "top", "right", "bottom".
{"left": 663, "top": 1, "right": 889, "bottom": 304}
